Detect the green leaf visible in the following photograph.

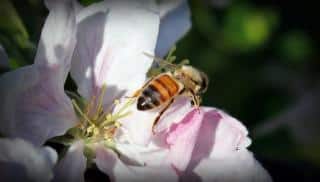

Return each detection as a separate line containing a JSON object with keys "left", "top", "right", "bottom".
{"left": 79, "top": 0, "right": 103, "bottom": 6}
{"left": 222, "top": 4, "right": 278, "bottom": 52}
{"left": 0, "top": 0, "right": 35, "bottom": 68}
{"left": 0, "top": 0, "right": 30, "bottom": 49}
{"left": 277, "top": 31, "right": 314, "bottom": 64}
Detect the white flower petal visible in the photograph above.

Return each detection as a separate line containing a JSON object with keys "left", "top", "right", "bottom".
{"left": 73, "top": 0, "right": 83, "bottom": 14}
{"left": 42, "top": 146, "right": 58, "bottom": 167}
{"left": 156, "top": 0, "right": 191, "bottom": 57}
{"left": 115, "top": 140, "right": 169, "bottom": 166}
{"left": 115, "top": 99, "right": 160, "bottom": 146}
{"left": 35, "top": 0, "right": 77, "bottom": 83}
{"left": 158, "top": 0, "right": 184, "bottom": 17}
{"left": 192, "top": 150, "right": 272, "bottom": 182}
{"left": 115, "top": 97, "right": 191, "bottom": 146}
{"left": 76, "top": 1, "right": 107, "bottom": 21}
{"left": 71, "top": 1, "right": 108, "bottom": 100}
{"left": 0, "top": 138, "right": 57, "bottom": 182}
{"left": 0, "top": 66, "right": 77, "bottom": 146}
{"left": 95, "top": 146, "right": 177, "bottom": 182}
{"left": 53, "top": 140, "right": 86, "bottom": 182}
{"left": 154, "top": 97, "right": 192, "bottom": 133}
{"left": 0, "top": 0, "right": 78, "bottom": 145}
{"left": 71, "top": 0, "right": 160, "bottom": 106}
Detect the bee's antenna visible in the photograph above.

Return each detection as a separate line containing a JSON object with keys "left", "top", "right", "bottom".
{"left": 143, "top": 52, "right": 178, "bottom": 68}
{"left": 143, "top": 52, "right": 164, "bottom": 62}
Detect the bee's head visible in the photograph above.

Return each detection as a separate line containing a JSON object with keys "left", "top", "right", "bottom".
{"left": 174, "top": 65, "right": 209, "bottom": 94}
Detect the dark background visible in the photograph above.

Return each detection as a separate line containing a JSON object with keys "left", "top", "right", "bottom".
{"left": 1, "top": 0, "right": 319, "bottom": 181}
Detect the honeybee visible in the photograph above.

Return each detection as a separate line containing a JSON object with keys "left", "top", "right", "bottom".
{"left": 131, "top": 52, "right": 209, "bottom": 129}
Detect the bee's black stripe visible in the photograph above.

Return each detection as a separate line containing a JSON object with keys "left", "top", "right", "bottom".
{"left": 149, "top": 85, "right": 162, "bottom": 105}
{"left": 137, "top": 96, "right": 153, "bottom": 110}
{"left": 142, "top": 85, "right": 161, "bottom": 107}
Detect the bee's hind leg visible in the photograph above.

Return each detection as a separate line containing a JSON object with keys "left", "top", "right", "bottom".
{"left": 124, "top": 89, "right": 142, "bottom": 99}
{"left": 152, "top": 98, "right": 175, "bottom": 134}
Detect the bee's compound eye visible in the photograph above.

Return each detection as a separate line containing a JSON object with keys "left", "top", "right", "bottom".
{"left": 199, "top": 72, "right": 209, "bottom": 93}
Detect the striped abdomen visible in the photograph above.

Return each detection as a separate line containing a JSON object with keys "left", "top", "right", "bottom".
{"left": 137, "top": 74, "right": 180, "bottom": 110}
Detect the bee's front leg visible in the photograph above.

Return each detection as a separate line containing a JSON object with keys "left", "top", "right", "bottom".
{"left": 189, "top": 92, "right": 201, "bottom": 113}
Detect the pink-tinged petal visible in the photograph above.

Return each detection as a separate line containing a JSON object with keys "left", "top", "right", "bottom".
{"left": 156, "top": 0, "right": 191, "bottom": 57}
{"left": 161, "top": 106, "right": 251, "bottom": 173}
{"left": 166, "top": 109, "right": 204, "bottom": 171}
{"left": 0, "top": 138, "right": 57, "bottom": 182}
{"left": 191, "top": 149, "right": 272, "bottom": 182}
{"left": 71, "top": 0, "right": 160, "bottom": 106}
{"left": 181, "top": 107, "right": 254, "bottom": 180}
{"left": 186, "top": 107, "right": 251, "bottom": 171}
{"left": 95, "top": 146, "right": 177, "bottom": 182}
{"left": 0, "top": 0, "right": 78, "bottom": 146}
{"left": 0, "top": 66, "right": 77, "bottom": 146}
{"left": 184, "top": 108, "right": 221, "bottom": 171}
{"left": 202, "top": 107, "right": 251, "bottom": 158}
{"left": 53, "top": 140, "right": 86, "bottom": 182}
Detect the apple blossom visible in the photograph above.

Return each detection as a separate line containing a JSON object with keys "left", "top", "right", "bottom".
{"left": 0, "top": 0, "right": 272, "bottom": 182}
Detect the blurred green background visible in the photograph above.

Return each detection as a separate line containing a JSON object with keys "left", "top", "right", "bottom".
{"left": 0, "top": 0, "right": 319, "bottom": 181}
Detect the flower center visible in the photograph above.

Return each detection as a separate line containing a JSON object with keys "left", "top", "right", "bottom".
{"left": 52, "top": 85, "right": 134, "bottom": 150}
{"left": 73, "top": 85, "right": 134, "bottom": 144}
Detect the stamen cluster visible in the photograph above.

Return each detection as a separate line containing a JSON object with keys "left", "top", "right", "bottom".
{"left": 53, "top": 85, "right": 134, "bottom": 150}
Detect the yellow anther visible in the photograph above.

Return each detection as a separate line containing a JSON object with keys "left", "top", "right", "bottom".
{"left": 86, "top": 126, "right": 94, "bottom": 133}
{"left": 106, "top": 138, "right": 113, "bottom": 143}
{"left": 114, "top": 99, "right": 120, "bottom": 105}
{"left": 115, "top": 122, "right": 121, "bottom": 128}
{"left": 93, "top": 127, "right": 99, "bottom": 136}
{"left": 106, "top": 114, "right": 113, "bottom": 121}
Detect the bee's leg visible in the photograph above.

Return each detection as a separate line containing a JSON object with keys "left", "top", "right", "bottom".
{"left": 124, "top": 89, "right": 142, "bottom": 98}
{"left": 195, "top": 99, "right": 201, "bottom": 113}
{"left": 180, "top": 89, "right": 201, "bottom": 112}
{"left": 189, "top": 91, "right": 201, "bottom": 113}
{"left": 152, "top": 98, "right": 175, "bottom": 134}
